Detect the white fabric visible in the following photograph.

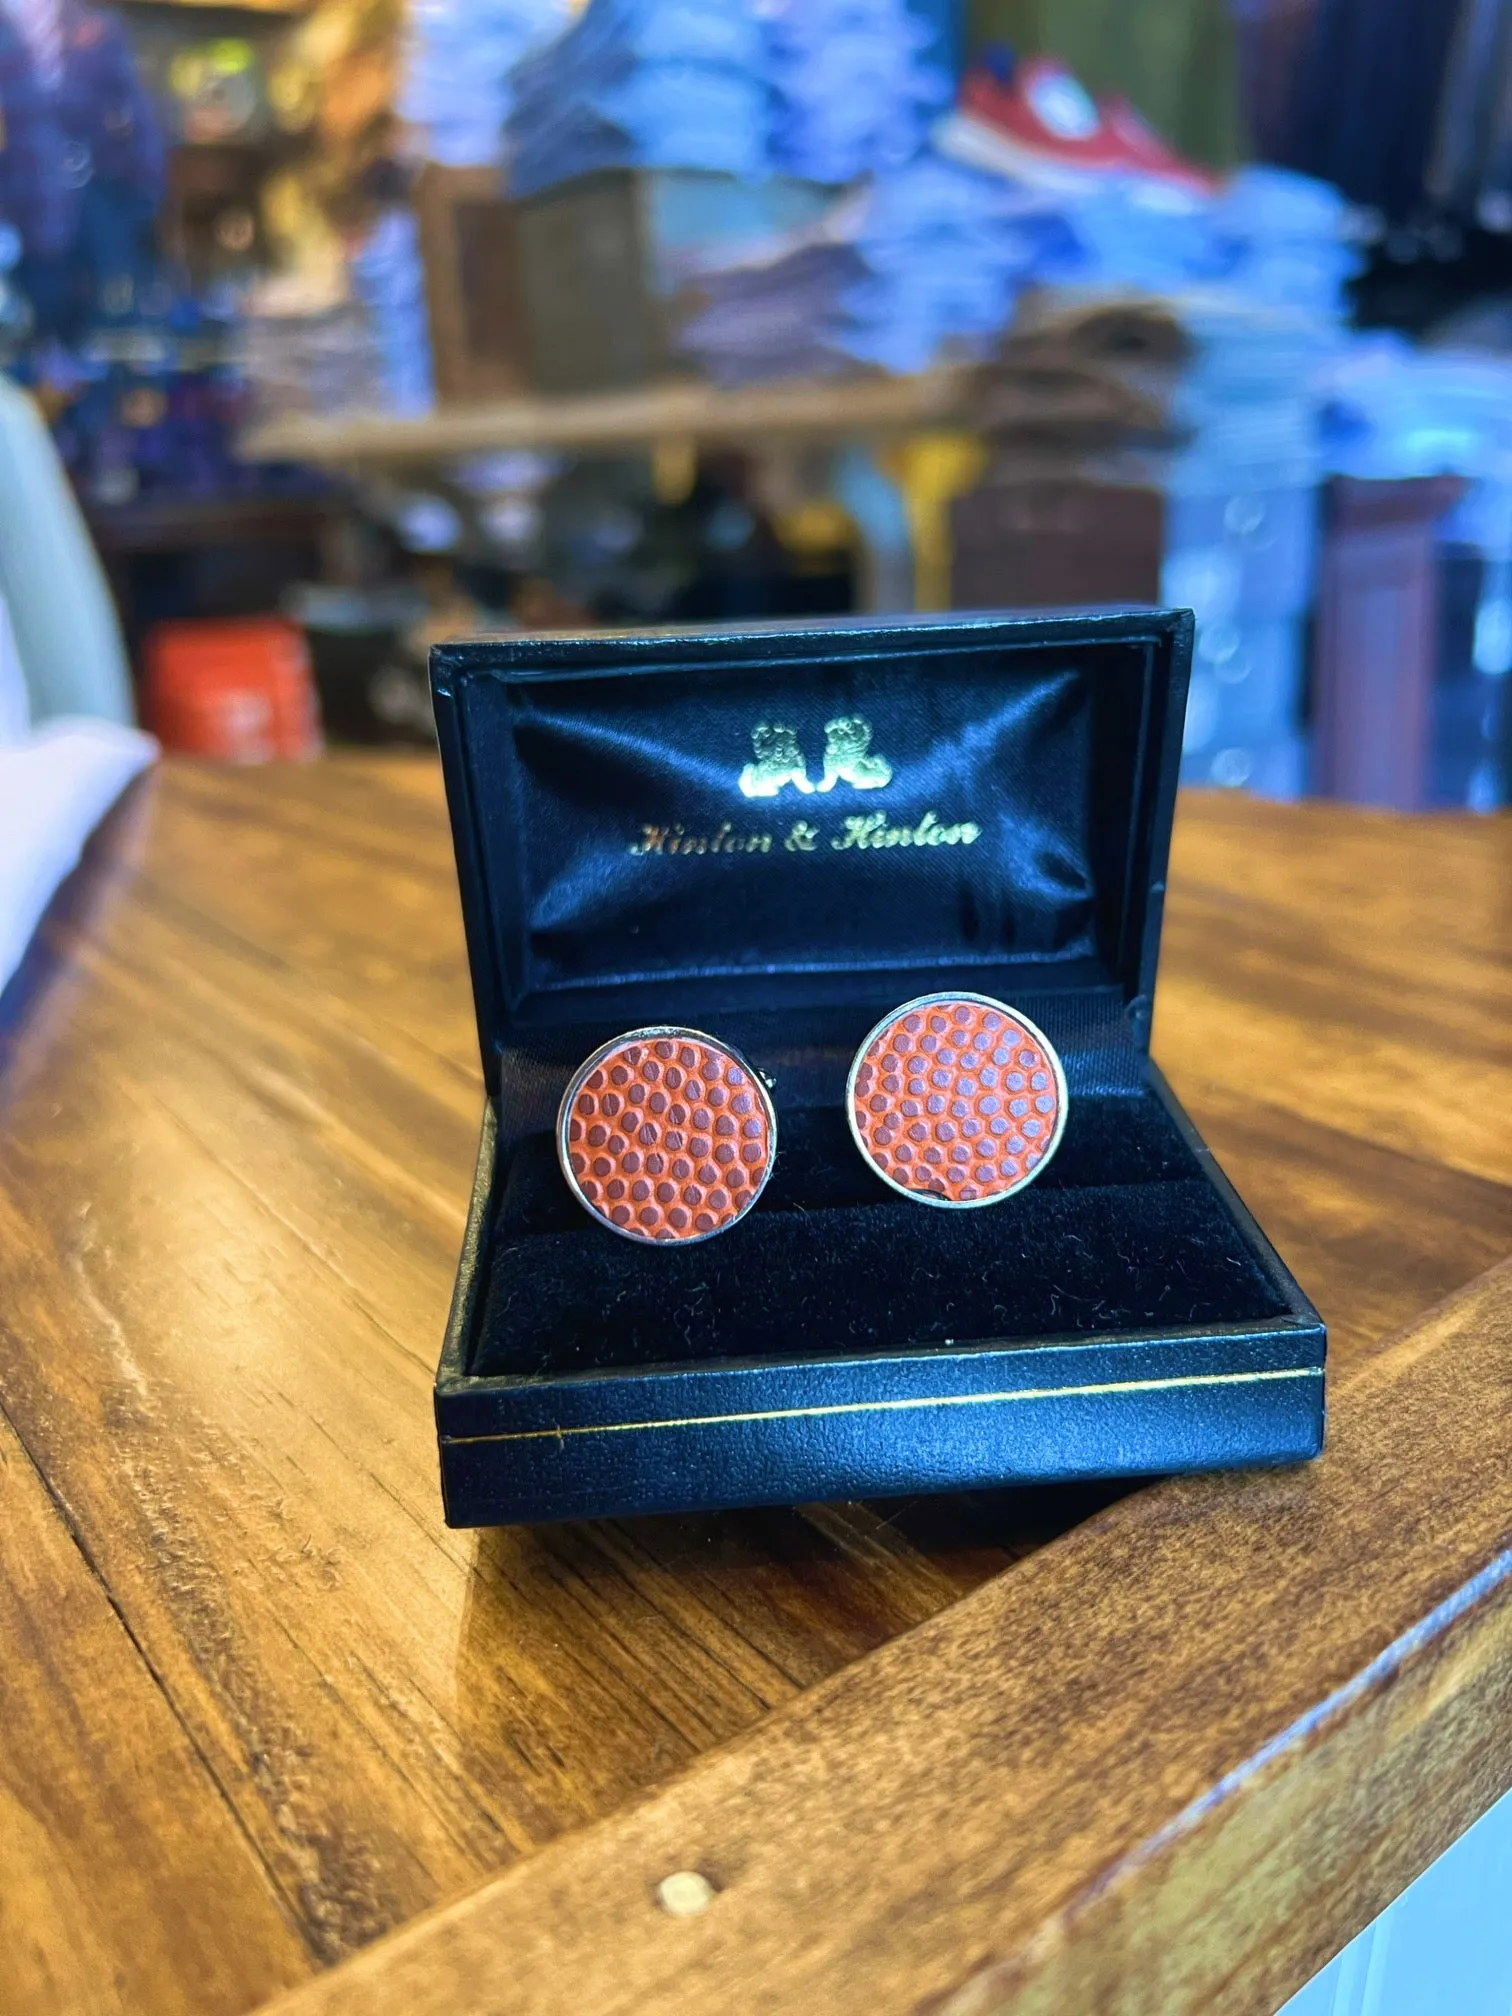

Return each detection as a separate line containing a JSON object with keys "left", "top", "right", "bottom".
{"left": 0, "top": 586, "right": 28, "bottom": 744}
{"left": 0, "top": 374, "right": 134, "bottom": 726}
{"left": 0, "top": 716, "right": 157, "bottom": 997}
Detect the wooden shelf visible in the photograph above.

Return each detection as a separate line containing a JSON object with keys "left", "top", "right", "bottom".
{"left": 237, "top": 369, "right": 973, "bottom": 468}
{"left": 84, "top": 490, "right": 342, "bottom": 554}
{"left": 119, "top": 0, "right": 310, "bottom": 15}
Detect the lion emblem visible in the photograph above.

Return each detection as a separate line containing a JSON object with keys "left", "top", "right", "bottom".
{"left": 818, "top": 716, "right": 892, "bottom": 792}
{"left": 739, "top": 722, "right": 815, "bottom": 798}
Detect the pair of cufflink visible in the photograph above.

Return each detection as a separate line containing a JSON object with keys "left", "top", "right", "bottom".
{"left": 557, "top": 992, "right": 1068, "bottom": 1246}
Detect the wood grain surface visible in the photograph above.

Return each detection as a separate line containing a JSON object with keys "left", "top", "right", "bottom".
{"left": 0, "top": 758, "right": 1506, "bottom": 2016}
{"left": 258, "top": 1258, "right": 1512, "bottom": 2016}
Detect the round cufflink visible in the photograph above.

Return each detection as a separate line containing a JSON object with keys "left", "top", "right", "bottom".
{"left": 558, "top": 1028, "right": 776, "bottom": 1244}
{"left": 847, "top": 993, "right": 1068, "bottom": 1208}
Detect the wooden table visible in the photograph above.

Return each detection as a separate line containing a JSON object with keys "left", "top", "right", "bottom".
{"left": 0, "top": 758, "right": 1508, "bottom": 2016}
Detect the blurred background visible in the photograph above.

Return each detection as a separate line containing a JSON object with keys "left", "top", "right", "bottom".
{"left": 2, "top": 0, "right": 1512, "bottom": 809}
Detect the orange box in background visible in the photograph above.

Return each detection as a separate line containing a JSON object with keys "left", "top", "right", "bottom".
{"left": 142, "top": 618, "right": 324, "bottom": 762}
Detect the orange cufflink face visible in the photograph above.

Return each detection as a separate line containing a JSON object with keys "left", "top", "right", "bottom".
{"left": 558, "top": 1029, "right": 776, "bottom": 1244}
{"left": 847, "top": 993, "right": 1068, "bottom": 1207}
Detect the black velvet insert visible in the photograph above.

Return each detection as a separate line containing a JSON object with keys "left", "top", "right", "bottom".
{"left": 470, "top": 1085, "right": 1288, "bottom": 1379}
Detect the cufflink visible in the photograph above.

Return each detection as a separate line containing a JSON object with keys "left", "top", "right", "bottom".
{"left": 847, "top": 993, "right": 1067, "bottom": 1207}
{"left": 558, "top": 1029, "right": 776, "bottom": 1244}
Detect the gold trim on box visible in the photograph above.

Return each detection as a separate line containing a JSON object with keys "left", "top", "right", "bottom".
{"left": 442, "top": 1364, "right": 1322, "bottom": 1447}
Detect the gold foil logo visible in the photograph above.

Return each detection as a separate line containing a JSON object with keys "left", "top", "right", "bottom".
{"left": 818, "top": 716, "right": 892, "bottom": 791}
{"left": 632, "top": 716, "right": 972, "bottom": 858}
{"left": 738, "top": 717, "right": 893, "bottom": 799}
{"left": 739, "top": 723, "right": 814, "bottom": 798}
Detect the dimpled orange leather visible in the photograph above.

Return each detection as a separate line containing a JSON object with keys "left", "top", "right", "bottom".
{"left": 564, "top": 1036, "right": 773, "bottom": 1242}
{"left": 851, "top": 1000, "right": 1063, "bottom": 1205}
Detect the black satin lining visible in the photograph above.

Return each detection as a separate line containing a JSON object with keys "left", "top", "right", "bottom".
{"left": 461, "top": 650, "right": 1108, "bottom": 1002}
{"left": 470, "top": 1082, "right": 1287, "bottom": 1379}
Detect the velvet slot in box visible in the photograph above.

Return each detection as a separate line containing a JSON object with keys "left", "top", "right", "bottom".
{"left": 430, "top": 610, "right": 1325, "bottom": 1527}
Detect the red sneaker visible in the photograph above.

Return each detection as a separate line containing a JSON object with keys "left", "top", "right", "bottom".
{"left": 936, "top": 49, "right": 1217, "bottom": 199}
{"left": 1100, "top": 94, "right": 1218, "bottom": 197}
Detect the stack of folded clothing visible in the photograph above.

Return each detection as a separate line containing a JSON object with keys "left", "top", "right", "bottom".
{"left": 1317, "top": 337, "right": 1512, "bottom": 483}
{"left": 1206, "top": 167, "right": 1361, "bottom": 319}
{"left": 951, "top": 292, "right": 1185, "bottom": 616}
{"left": 240, "top": 277, "right": 390, "bottom": 423}
{"left": 960, "top": 283, "right": 1341, "bottom": 799}
{"left": 970, "top": 290, "right": 1190, "bottom": 460}
{"left": 932, "top": 43, "right": 1360, "bottom": 316}
{"left": 1159, "top": 296, "right": 1337, "bottom": 800}
{"left": 975, "top": 287, "right": 1334, "bottom": 487}
{"left": 678, "top": 154, "right": 1077, "bottom": 383}
{"left": 1157, "top": 204, "right": 1349, "bottom": 797}
{"left": 843, "top": 155, "right": 1080, "bottom": 373}
{"left": 1050, "top": 179, "right": 1224, "bottom": 294}
{"left": 398, "top": 0, "right": 569, "bottom": 168}
{"left": 980, "top": 169, "right": 1355, "bottom": 486}
{"left": 1011, "top": 166, "right": 1358, "bottom": 312}
{"left": 347, "top": 209, "right": 435, "bottom": 414}
{"left": 506, "top": 0, "right": 771, "bottom": 198}
{"left": 674, "top": 238, "right": 866, "bottom": 385}
{"left": 1163, "top": 292, "right": 1337, "bottom": 479}
{"left": 940, "top": 129, "right": 1361, "bottom": 802}
{"left": 762, "top": 0, "right": 951, "bottom": 185}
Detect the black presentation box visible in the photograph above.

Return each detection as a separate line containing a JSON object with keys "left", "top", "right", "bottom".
{"left": 430, "top": 611, "right": 1325, "bottom": 1527}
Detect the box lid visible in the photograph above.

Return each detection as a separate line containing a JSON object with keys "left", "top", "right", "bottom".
{"left": 431, "top": 609, "right": 1192, "bottom": 1094}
